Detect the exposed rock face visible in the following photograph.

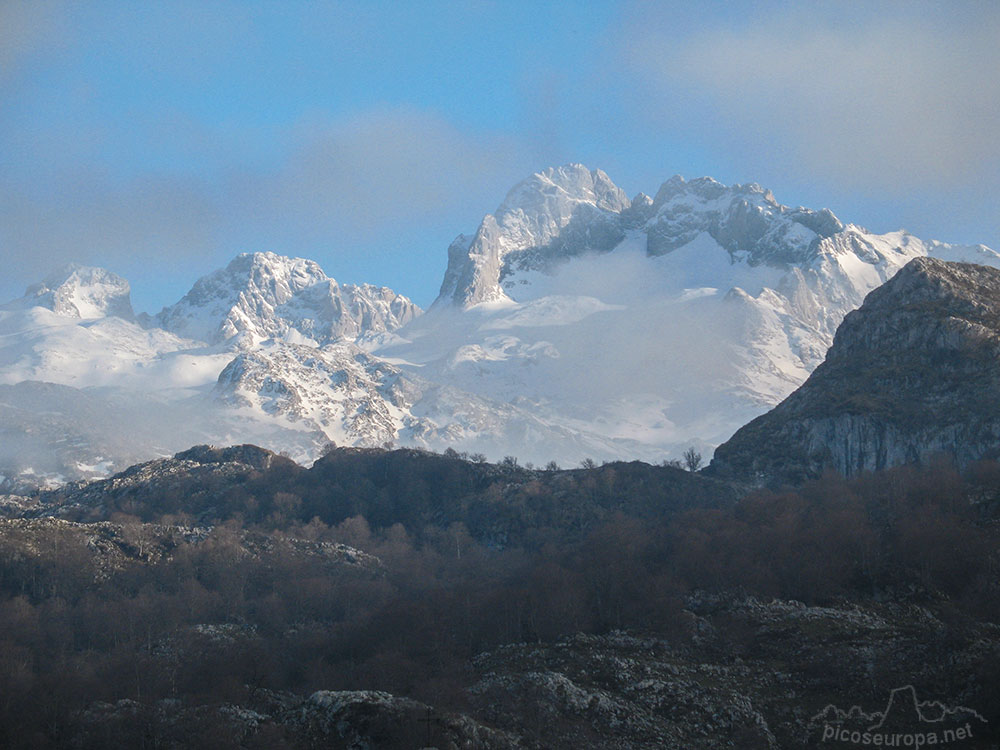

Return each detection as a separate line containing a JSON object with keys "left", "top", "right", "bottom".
{"left": 644, "top": 175, "right": 843, "bottom": 263}
{"left": 710, "top": 257, "right": 1000, "bottom": 484}
{"left": 73, "top": 687, "right": 522, "bottom": 749}
{"left": 6, "top": 167, "right": 1000, "bottom": 491}
{"left": 436, "top": 165, "right": 630, "bottom": 307}
{"left": 0, "top": 516, "right": 379, "bottom": 573}
{"left": 435, "top": 167, "right": 854, "bottom": 309}
{"left": 25, "top": 444, "right": 286, "bottom": 518}
{"left": 4, "top": 264, "right": 134, "bottom": 319}
{"left": 153, "top": 251, "right": 419, "bottom": 345}
{"left": 211, "top": 342, "right": 662, "bottom": 464}
{"left": 413, "top": 165, "right": 1000, "bottom": 470}
{"left": 277, "top": 279, "right": 420, "bottom": 344}
{"left": 172, "top": 443, "right": 280, "bottom": 471}
{"left": 60, "top": 592, "right": 1000, "bottom": 748}
{"left": 281, "top": 690, "right": 521, "bottom": 749}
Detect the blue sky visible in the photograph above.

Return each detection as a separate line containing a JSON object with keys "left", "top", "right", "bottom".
{"left": 3, "top": 1, "right": 999, "bottom": 311}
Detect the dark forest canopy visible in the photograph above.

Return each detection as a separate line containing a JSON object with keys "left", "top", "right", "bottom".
{"left": 31, "top": 445, "right": 743, "bottom": 547}
{"left": 1, "top": 446, "right": 999, "bottom": 748}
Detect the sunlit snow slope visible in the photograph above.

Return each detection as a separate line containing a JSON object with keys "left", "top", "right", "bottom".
{"left": 377, "top": 165, "right": 1000, "bottom": 461}
{"left": 2, "top": 165, "right": 999, "bottom": 490}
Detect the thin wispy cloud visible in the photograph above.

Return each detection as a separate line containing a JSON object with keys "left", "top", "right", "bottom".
{"left": 0, "top": 1, "right": 67, "bottom": 85}
{"left": 256, "top": 107, "right": 531, "bottom": 242}
{"left": 0, "top": 104, "right": 532, "bottom": 307}
{"left": 623, "top": 4, "right": 1000, "bottom": 193}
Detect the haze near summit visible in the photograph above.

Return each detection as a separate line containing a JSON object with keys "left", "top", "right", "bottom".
{"left": 2, "top": 1, "right": 999, "bottom": 313}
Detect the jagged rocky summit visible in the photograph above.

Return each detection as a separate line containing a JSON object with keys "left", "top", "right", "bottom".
{"left": 149, "top": 250, "right": 420, "bottom": 346}
{"left": 383, "top": 163, "right": 1000, "bottom": 465}
{"left": 435, "top": 164, "right": 849, "bottom": 309}
{"left": 710, "top": 257, "right": 1000, "bottom": 484}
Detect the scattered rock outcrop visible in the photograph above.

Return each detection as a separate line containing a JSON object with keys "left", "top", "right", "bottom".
{"left": 467, "top": 594, "right": 999, "bottom": 749}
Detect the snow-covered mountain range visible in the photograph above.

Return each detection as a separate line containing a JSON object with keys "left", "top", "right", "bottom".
{"left": 3, "top": 164, "right": 998, "bottom": 490}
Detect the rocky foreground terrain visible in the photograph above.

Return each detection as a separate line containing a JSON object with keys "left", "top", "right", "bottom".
{"left": 60, "top": 592, "right": 1000, "bottom": 749}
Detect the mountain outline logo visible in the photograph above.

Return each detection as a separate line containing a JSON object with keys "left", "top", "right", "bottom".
{"left": 810, "top": 684, "right": 987, "bottom": 746}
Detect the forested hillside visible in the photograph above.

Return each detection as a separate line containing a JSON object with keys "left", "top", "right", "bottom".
{"left": 1, "top": 447, "right": 998, "bottom": 747}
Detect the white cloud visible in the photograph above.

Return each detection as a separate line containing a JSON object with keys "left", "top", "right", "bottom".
{"left": 0, "top": 105, "right": 534, "bottom": 304}
{"left": 0, "top": 1, "right": 67, "bottom": 84}
{"left": 624, "top": 6, "right": 1000, "bottom": 192}
{"left": 254, "top": 106, "right": 531, "bottom": 240}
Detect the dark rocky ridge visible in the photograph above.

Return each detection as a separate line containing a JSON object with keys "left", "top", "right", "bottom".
{"left": 710, "top": 257, "right": 1000, "bottom": 484}
{"left": 21, "top": 444, "right": 744, "bottom": 546}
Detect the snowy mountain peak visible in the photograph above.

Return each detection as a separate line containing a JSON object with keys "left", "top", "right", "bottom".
{"left": 630, "top": 192, "right": 653, "bottom": 209}
{"left": 645, "top": 175, "right": 844, "bottom": 263}
{"left": 153, "top": 251, "right": 328, "bottom": 344}
{"left": 154, "top": 252, "right": 419, "bottom": 346}
{"left": 497, "top": 164, "right": 629, "bottom": 217}
{"left": 436, "top": 164, "right": 631, "bottom": 308}
{"left": 229, "top": 251, "right": 328, "bottom": 291}
{"left": 214, "top": 341, "right": 413, "bottom": 447}
{"left": 5, "top": 264, "right": 134, "bottom": 319}
{"left": 5, "top": 165, "right": 1000, "bottom": 491}
{"left": 436, "top": 165, "right": 852, "bottom": 308}
{"left": 651, "top": 174, "right": 771, "bottom": 205}
{"left": 652, "top": 174, "right": 725, "bottom": 203}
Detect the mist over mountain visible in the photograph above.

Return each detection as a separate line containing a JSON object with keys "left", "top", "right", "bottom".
{"left": 2, "top": 264, "right": 136, "bottom": 321}
{"left": 378, "top": 164, "right": 1000, "bottom": 466}
{"left": 2, "top": 164, "right": 999, "bottom": 490}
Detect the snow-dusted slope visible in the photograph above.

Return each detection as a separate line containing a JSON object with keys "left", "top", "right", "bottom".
{"left": 0, "top": 253, "right": 426, "bottom": 486}
{"left": 436, "top": 165, "right": 631, "bottom": 307}
{"left": 0, "top": 266, "right": 216, "bottom": 391}
{"left": 211, "top": 340, "right": 662, "bottom": 465}
{"left": 214, "top": 342, "right": 414, "bottom": 447}
{"left": 151, "top": 252, "right": 327, "bottom": 344}
{"left": 2, "top": 264, "right": 135, "bottom": 320}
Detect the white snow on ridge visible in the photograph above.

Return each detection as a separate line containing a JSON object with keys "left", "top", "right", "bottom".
{"left": 4, "top": 164, "right": 1000, "bottom": 489}
{"left": 2, "top": 264, "right": 135, "bottom": 320}
{"left": 381, "top": 167, "right": 1000, "bottom": 463}
{"left": 152, "top": 252, "right": 420, "bottom": 347}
